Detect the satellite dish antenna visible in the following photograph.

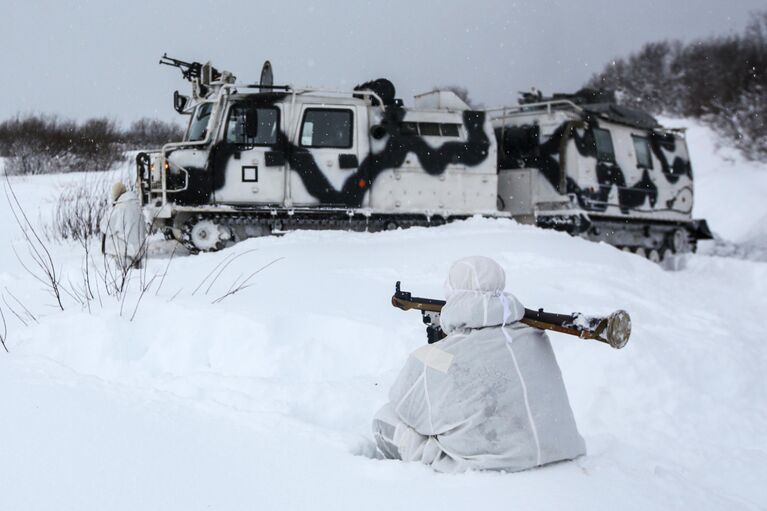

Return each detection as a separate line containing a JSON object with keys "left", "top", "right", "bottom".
{"left": 260, "top": 60, "right": 273, "bottom": 89}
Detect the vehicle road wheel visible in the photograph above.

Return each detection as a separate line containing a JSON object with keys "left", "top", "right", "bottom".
{"left": 634, "top": 247, "right": 647, "bottom": 258}
{"left": 648, "top": 249, "right": 661, "bottom": 263}
{"left": 184, "top": 217, "right": 232, "bottom": 253}
{"left": 671, "top": 228, "right": 691, "bottom": 254}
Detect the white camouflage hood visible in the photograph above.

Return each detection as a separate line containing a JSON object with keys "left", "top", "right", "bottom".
{"left": 440, "top": 256, "right": 525, "bottom": 334}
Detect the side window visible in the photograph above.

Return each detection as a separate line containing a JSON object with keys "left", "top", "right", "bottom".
{"left": 398, "top": 122, "right": 461, "bottom": 137}
{"left": 300, "top": 109, "right": 353, "bottom": 149}
{"left": 225, "top": 105, "right": 279, "bottom": 146}
{"left": 632, "top": 135, "right": 653, "bottom": 169}
{"left": 592, "top": 128, "right": 616, "bottom": 163}
{"left": 400, "top": 122, "right": 418, "bottom": 135}
{"left": 440, "top": 124, "right": 460, "bottom": 137}
{"left": 418, "top": 122, "right": 441, "bottom": 136}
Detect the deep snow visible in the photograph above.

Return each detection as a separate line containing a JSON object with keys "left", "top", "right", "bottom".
{"left": 0, "top": 120, "right": 765, "bottom": 510}
{"left": 664, "top": 116, "right": 767, "bottom": 261}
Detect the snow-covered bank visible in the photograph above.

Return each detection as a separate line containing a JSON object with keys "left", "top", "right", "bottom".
{"left": 663, "top": 117, "right": 767, "bottom": 260}
{"left": 0, "top": 122, "right": 766, "bottom": 510}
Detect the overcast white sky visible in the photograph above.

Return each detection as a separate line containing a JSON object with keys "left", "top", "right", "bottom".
{"left": 0, "top": 0, "right": 762, "bottom": 125}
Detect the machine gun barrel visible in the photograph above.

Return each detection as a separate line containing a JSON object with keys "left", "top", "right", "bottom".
{"left": 391, "top": 281, "right": 630, "bottom": 349}
{"left": 159, "top": 53, "right": 203, "bottom": 81}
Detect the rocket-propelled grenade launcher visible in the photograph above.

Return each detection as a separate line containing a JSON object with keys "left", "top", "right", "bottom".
{"left": 391, "top": 282, "right": 631, "bottom": 349}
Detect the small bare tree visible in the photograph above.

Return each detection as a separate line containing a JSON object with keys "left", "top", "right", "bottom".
{"left": 44, "top": 173, "right": 112, "bottom": 244}
{"left": 0, "top": 306, "right": 8, "bottom": 353}
{"left": 5, "top": 178, "right": 65, "bottom": 311}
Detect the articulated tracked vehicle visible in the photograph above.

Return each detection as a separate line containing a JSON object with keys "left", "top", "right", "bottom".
{"left": 136, "top": 56, "right": 711, "bottom": 259}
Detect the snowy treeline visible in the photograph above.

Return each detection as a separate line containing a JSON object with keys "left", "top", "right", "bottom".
{"left": 588, "top": 11, "right": 767, "bottom": 161}
{"left": 0, "top": 115, "right": 183, "bottom": 175}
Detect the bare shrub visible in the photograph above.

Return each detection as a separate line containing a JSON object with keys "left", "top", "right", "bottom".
{"left": 122, "top": 118, "right": 184, "bottom": 149}
{"left": 4, "top": 178, "right": 65, "bottom": 310}
{"left": 79, "top": 118, "right": 125, "bottom": 170}
{"left": 0, "top": 114, "right": 184, "bottom": 175}
{"left": 5, "top": 169, "right": 167, "bottom": 321}
{"left": 0, "top": 306, "right": 7, "bottom": 353}
{"left": 211, "top": 257, "right": 284, "bottom": 304}
{"left": 0, "top": 114, "right": 125, "bottom": 175}
{"left": 44, "top": 173, "right": 112, "bottom": 244}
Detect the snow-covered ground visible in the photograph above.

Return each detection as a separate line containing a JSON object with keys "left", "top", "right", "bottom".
{"left": 663, "top": 117, "right": 767, "bottom": 260}
{"left": 0, "top": 121, "right": 766, "bottom": 511}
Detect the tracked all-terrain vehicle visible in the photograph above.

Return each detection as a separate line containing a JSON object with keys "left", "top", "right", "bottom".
{"left": 491, "top": 89, "right": 712, "bottom": 261}
{"left": 136, "top": 56, "right": 711, "bottom": 259}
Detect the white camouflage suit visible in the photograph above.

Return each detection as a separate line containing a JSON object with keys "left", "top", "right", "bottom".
{"left": 373, "top": 256, "right": 586, "bottom": 473}
{"left": 101, "top": 182, "right": 146, "bottom": 268}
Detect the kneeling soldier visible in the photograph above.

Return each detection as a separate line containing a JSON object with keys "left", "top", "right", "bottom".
{"left": 373, "top": 256, "right": 586, "bottom": 473}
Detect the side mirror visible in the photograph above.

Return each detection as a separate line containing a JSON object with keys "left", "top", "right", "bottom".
{"left": 244, "top": 108, "right": 259, "bottom": 138}
{"left": 173, "top": 90, "right": 189, "bottom": 114}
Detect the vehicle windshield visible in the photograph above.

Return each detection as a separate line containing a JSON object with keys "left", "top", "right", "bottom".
{"left": 186, "top": 103, "right": 213, "bottom": 142}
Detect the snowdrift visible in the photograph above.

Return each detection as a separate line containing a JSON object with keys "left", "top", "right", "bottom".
{"left": 0, "top": 120, "right": 765, "bottom": 511}
{"left": 665, "top": 116, "right": 767, "bottom": 260}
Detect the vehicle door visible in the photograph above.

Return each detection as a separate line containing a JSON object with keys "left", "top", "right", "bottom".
{"left": 289, "top": 105, "right": 362, "bottom": 207}
{"left": 214, "top": 101, "right": 286, "bottom": 206}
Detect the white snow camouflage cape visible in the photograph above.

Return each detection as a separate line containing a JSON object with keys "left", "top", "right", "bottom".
{"left": 101, "top": 186, "right": 146, "bottom": 267}
{"left": 373, "top": 256, "right": 586, "bottom": 472}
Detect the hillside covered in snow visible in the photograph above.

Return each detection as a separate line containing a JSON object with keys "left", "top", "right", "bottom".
{"left": 0, "top": 120, "right": 765, "bottom": 510}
